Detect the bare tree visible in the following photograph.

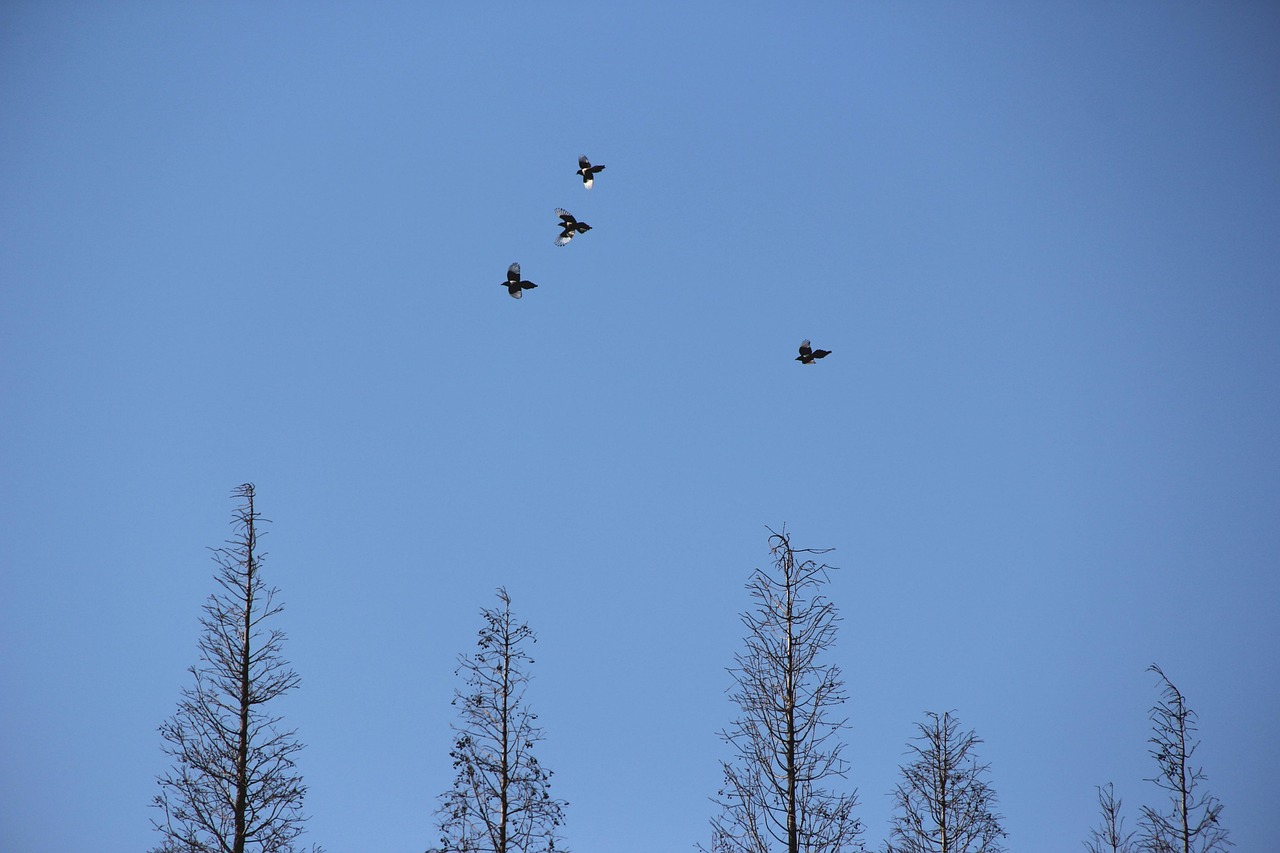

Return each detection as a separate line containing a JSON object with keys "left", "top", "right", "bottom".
{"left": 431, "top": 588, "right": 566, "bottom": 853}
{"left": 1085, "top": 783, "right": 1136, "bottom": 853}
{"left": 708, "top": 526, "right": 863, "bottom": 853}
{"left": 885, "top": 711, "right": 1005, "bottom": 853}
{"left": 1138, "top": 664, "right": 1230, "bottom": 853}
{"left": 151, "top": 484, "right": 319, "bottom": 853}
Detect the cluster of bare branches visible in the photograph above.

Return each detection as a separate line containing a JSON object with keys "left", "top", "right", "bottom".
{"left": 150, "top": 498, "right": 1233, "bottom": 853}
{"left": 704, "top": 531, "right": 1233, "bottom": 853}
{"left": 705, "top": 529, "right": 1014, "bottom": 853}
{"left": 1086, "top": 783, "right": 1136, "bottom": 853}
{"left": 152, "top": 487, "right": 569, "bottom": 853}
{"left": 1084, "top": 664, "right": 1231, "bottom": 853}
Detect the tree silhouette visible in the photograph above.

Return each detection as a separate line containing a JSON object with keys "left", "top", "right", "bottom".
{"left": 431, "top": 588, "right": 566, "bottom": 853}
{"left": 885, "top": 711, "right": 1005, "bottom": 853}
{"left": 1139, "top": 664, "right": 1230, "bottom": 853}
{"left": 151, "top": 484, "right": 318, "bottom": 853}
{"left": 1085, "top": 782, "right": 1136, "bottom": 853}
{"left": 708, "top": 527, "right": 863, "bottom": 853}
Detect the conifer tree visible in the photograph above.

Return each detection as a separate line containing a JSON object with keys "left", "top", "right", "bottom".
{"left": 1139, "top": 664, "right": 1230, "bottom": 853}
{"left": 1085, "top": 782, "right": 1136, "bottom": 853}
{"left": 885, "top": 711, "right": 1005, "bottom": 853}
{"left": 431, "top": 588, "right": 566, "bottom": 853}
{"left": 152, "top": 484, "right": 318, "bottom": 853}
{"left": 709, "top": 527, "right": 863, "bottom": 853}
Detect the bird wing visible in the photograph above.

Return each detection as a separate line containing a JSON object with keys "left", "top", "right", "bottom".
{"left": 555, "top": 207, "right": 576, "bottom": 224}
{"left": 578, "top": 155, "right": 591, "bottom": 170}
{"left": 812, "top": 349, "right": 831, "bottom": 359}
{"left": 798, "top": 339, "right": 813, "bottom": 357}
{"left": 554, "top": 231, "right": 575, "bottom": 246}
{"left": 507, "top": 262, "right": 521, "bottom": 282}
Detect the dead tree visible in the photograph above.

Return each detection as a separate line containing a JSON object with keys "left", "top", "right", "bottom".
{"left": 151, "top": 484, "right": 319, "bottom": 853}
{"left": 1138, "top": 664, "right": 1231, "bottom": 853}
{"left": 1085, "top": 783, "right": 1136, "bottom": 853}
{"left": 431, "top": 588, "right": 566, "bottom": 853}
{"left": 885, "top": 711, "right": 1005, "bottom": 853}
{"left": 708, "top": 527, "right": 863, "bottom": 853}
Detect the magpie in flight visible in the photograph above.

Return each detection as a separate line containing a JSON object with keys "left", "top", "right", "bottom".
{"left": 796, "top": 340, "right": 832, "bottom": 364}
{"left": 577, "top": 155, "right": 606, "bottom": 189}
{"left": 502, "top": 263, "right": 537, "bottom": 299}
{"left": 554, "top": 208, "right": 592, "bottom": 246}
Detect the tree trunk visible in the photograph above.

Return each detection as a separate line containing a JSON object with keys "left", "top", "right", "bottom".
{"left": 785, "top": 560, "right": 799, "bottom": 853}
{"left": 234, "top": 491, "right": 256, "bottom": 853}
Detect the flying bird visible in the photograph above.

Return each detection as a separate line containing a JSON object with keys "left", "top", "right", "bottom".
{"left": 796, "top": 339, "right": 832, "bottom": 364}
{"left": 501, "top": 263, "right": 537, "bottom": 299}
{"left": 554, "top": 208, "right": 592, "bottom": 246}
{"left": 576, "top": 155, "right": 606, "bottom": 189}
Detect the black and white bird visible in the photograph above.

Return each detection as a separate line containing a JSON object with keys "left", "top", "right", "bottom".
{"left": 796, "top": 339, "right": 832, "bottom": 364}
{"left": 554, "top": 208, "right": 592, "bottom": 246}
{"left": 501, "top": 263, "right": 537, "bottom": 299}
{"left": 576, "top": 155, "right": 606, "bottom": 189}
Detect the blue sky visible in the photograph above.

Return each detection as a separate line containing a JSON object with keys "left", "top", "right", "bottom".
{"left": 2, "top": 3, "right": 1278, "bottom": 852}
